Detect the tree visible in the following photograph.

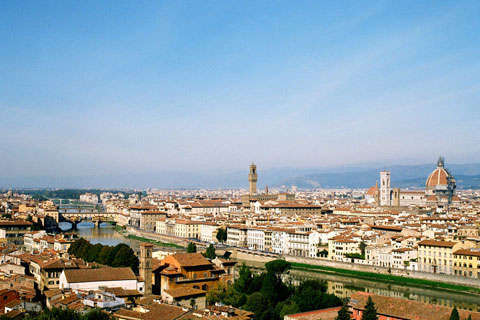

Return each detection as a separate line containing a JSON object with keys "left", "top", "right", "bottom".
{"left": 335, "top": 302, "right": 351, "bottom": 320}
{"left": 293, "top": 280, "right": 340, "bottom": 312}
{"left": 187, "top": 242, "right": 197, "bottom": 253}
{"left": 277, "top": 300, "right": 300, "bottom": 318}
{"left": 204, "top": 244, "right": 216, "bottom": 259}
{"left": 449, "top": 307, "right": 459, "bottom": 320}
{"left": 265, "top": 259, "right": 291, "bottom": 275}
{"left": 361, "top": 296, "right": 378, "bottom": 320}
{"left": 244, "top": 292, "right": 268, "bottom": 316}
{"left": 234, "top": 264, "right": 253, "bottom": 293}
{"left": 216, "top": 228, "right": 227, "bottom": 243}
{"left": 359, "top": 241, "right": 367, "bottom": 258}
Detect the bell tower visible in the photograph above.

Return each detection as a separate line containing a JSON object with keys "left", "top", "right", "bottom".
{"left": 248, "top": 163, "right": 258, "bottom": 195}
{"left": 380, "top": 171, "right": 391, "bottom": 206}
{"left": 139, "top": 243, "right": 153, "bottom": 296}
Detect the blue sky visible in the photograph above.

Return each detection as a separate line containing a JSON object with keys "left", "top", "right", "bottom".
{"left": 0, "top": 1, "right": 479, "bottom": 183}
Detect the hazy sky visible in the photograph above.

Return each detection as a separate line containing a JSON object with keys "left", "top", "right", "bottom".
{"left": 1, "top": 1, "right": 479, "bottom": 181}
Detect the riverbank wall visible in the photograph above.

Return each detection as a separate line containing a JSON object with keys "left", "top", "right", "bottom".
{"left": 285, "top": 255, "right": 480, "bottom": 288}
{"left": 228, "top": 249, "right": 480, "bottom": 289}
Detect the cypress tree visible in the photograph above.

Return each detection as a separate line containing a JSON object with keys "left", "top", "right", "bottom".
{"left": 449, "top": 307, "right": 460, "bottom": 320}
{"left": 335, "top": 303, "right": 350, "bottom": 320}
{"left": 361, "top": 296, "right": 378, "bottom": 320}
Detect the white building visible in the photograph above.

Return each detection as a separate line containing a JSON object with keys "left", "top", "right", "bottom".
{"left": 59, "top": 267, "right": 144, "bottom": 293}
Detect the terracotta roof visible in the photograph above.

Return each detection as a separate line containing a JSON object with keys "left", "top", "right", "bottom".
{"left": 426, "top": 166, "right": 451, "bottom": 188}
{"left": 63, "top": 267, "right": 136, "bottom": 283}
{"left": 285, "top": 307, "right": 341, "bottom": 320}
{"left": 114, "top": 303, "right": 188, "bottom": 320}
{"left": 350, "top": 292, "right": 480, "bottom": 320}
{"left": 171, "top": 253, "right": 212, "bottom": 267}
{"left": 164, "top": 287, "right": 206, "bottom": 299}
{"left": 454, "top": 248, "right": 480, "bottom": 257}
{"left": 417, "top": 240, "right": 457, "bottom": 248}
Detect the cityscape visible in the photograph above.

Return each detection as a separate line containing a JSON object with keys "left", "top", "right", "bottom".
{"left": 1, "top": 1, "right": 479, "bottom": 320}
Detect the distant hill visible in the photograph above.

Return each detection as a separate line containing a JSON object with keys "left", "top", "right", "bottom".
{"left": 278, "top": 164, "right": 480, "bottom": 189}
{"left": 3, "top": 163, "right": 480, "bottom": 190}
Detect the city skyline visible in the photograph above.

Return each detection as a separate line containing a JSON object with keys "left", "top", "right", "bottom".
{"left": 1, "top": 1, "right": 479, "bottom": 183}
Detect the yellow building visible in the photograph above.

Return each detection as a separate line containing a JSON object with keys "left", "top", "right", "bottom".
{"left": 328, "top": 236, "right": 360, "bottom": 261}
{"left": 417, "top": 239, "right": 473, "bottom": 275}
{"left": 453, "top": 248, "right": 480, "bottom": 278}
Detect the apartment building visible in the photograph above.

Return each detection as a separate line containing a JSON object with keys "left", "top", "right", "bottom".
{"left": 198, "top": 223, "right": 220, "bottom": 243}
{"left": 417, "top": 239, "right": 474, "bottom": 275}
{"left": 453, "top": 248, "right": 480, "bottom": 278}
{"left": 328, "top": 236, "right": 361, "bottom": 261}
{"left": 226, "top": 225, "right": 247, "bottom": 247}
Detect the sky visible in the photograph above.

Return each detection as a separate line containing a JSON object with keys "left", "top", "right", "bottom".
{"left": 0, "top": 1, "right": 479, "bottom": 186}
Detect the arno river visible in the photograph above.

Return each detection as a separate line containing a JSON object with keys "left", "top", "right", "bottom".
{"left": 62, "top": 222, "right": 480, "bottom": 312}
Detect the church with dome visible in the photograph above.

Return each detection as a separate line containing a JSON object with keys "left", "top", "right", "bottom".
{"left": 365, "top": 157, "right": 459, "bottom": 208}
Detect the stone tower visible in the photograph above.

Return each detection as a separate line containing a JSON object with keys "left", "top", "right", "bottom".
{"left": 139, "top": 243, "right": 153, "bottom": 296}
{"left": 248, "top": 163, "right": 258, "bottom": 195}
{"left": 379, "top": 171, "right": 391, "bottom": 206}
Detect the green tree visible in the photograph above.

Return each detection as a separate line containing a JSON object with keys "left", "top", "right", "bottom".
{"left": 234, "top": 264, "right": 253, "bottom": 293}
{"left": 361, "top": 296, "right": 378, "bottom": 320}
{"left": 335, "top": 302, "right": 351, "bottom": 320}
{"left": 293, "top": 280, "right": 340, "bottom": 312}
{"left": 97, "top": 246, "right": 113, "bottom": 265}
{"left": 111, "top": 245, "right": 139, "bottom": 274}
{"left": 187, "top": 242, "right": 197, "bottom": 253}
{"left": 449, "top": 307, "right": 459, "bottom": 320}
{"left": 244, "top": 292, "right": 268, "bottom": 316}
{"left": 277, "top": 301, "right": 300, "bottom": 319}
{"left": 84, "top": 308, "right": 112, "bottom": 320}
{"left": 86, "top": 243, "right": 103, "bottom": 262}
{"left": 216, "top": 228, "right": 227, "bottom": 243}
{"left": 204, "top": 244, "right": 216, "bottom": 259}
{"left": 265, "top": 259, "right": 291, "bottom": 275}
{"left": 359, "top": 241, "right": 367, "bottom": 258}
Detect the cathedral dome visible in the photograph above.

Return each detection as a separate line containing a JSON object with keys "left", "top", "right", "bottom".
{"left": 425, "top": 157, "right": 453, "bottom": 188}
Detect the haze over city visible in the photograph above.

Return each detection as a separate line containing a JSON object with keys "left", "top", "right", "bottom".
{"left": 1, "top": 1, "right": 479, "bottom": 188}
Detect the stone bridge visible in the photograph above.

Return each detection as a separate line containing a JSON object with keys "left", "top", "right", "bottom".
{"left": 59, "top": 211, "right": 119, "bottom": 227}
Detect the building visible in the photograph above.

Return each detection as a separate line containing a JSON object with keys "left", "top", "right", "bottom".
{"left": 59, "top": 267, "right": 144, "bottom": 293}
{"left": 417, "top": 239, "right": 473, "bottom": 274}
{"left": 0, "top": 220, "right": 33, "bottom": 244}
{"left": 453, "top": 248, "right": 480, "bottom": 278}
{"left": 157, "top": 253, "right": 235, "bottom": 296}
{"left": 328, "top": 236, "right": 360, "bottom": 261}
{"left": 226, "top": 225, "right": 248, "bottom": 247}
{"left": 29, "top": 257, "right": 83, "bottom": 292}
{"left": 284, "top": 306, "right": 342, "bottom": 320}
{"left": 349, "top": 291, "right": 480, "bottom": 320}
{"left": 371, "top": 157, "right": 457, "bottom": 207}
{"left": 139, "top": 243, "right": 153, "bottom": 296}
{"left": 248, "top": 163, "right": 257, "bottom": 195}
{"left": 79, "top": 193, "right": 99, "bottom": 204}
{"left": 240, "top": 163, "right": 295, "bottom": 207}
{"left": 425, "top": 157, "right": 457, "bottom": 205}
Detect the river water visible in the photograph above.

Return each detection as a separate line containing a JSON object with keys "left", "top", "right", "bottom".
{"left": 61, "top": 223, "right": 480, "bottom": 311}
{"left": 59, "top": 221, "right": 142, "bottom": 250}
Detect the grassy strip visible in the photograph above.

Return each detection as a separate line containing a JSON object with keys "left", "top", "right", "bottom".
{"left": 290, "top": 262, "right": 480, "bottom": 295}
{"left": 126, "top": 234, "right": 184, "bottom": 249}
{"left": 113, "top": 225, "right": 125, "bottom": 233}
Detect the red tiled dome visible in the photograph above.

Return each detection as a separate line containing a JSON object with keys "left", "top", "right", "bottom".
{"left": 425, "top": 157, "right": 454, "bottom": 188}
{"left": 426, "top": 167, "right": 449, "bottom": 187}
